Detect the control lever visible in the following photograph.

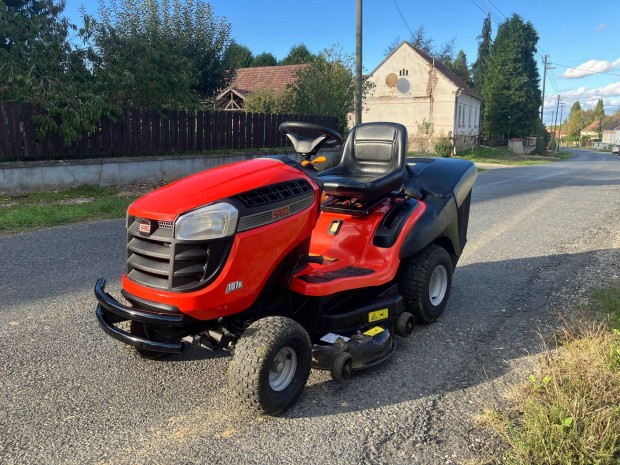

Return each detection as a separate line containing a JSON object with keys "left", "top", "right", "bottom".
{"left": 398, "top": 185, "right": 423, "bottom": 200}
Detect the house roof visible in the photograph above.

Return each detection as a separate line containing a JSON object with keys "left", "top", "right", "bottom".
{"left": 229, "top": 64, "right": 308, "bottom": 96}
{"left": 603, "top": 120, "right": 620, "bottom": 131}
{"left": 369, "top": 41, "right": 482, "bottom": 101}
{"left": 582, "top": 120, "right": 600, "bottom": 133}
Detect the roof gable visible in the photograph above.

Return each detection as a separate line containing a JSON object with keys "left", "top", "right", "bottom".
{"left": 230, "top": 64, "right": 308, "bottom": 95}
{"left": 369, "top": 41, "right": 482, "bottom": 101}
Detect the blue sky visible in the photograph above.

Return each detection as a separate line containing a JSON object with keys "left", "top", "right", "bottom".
{"left": 64, "top": 0, "right": 620, "bottom": 124}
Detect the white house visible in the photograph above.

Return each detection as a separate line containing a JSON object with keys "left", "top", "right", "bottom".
{"left": 361, "top": 42, "right": 483, "bottom": 152}
{"left": 602, "top": 120, "right": 620, "bottom": 145}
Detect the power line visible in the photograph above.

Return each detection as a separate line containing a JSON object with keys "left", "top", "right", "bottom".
{"left": 392, "top": 0, "right": 413, "bottom": 37}
{"left": 549, "top": 61, "right": 620, "bottom": 77}
{"left": 482, "top": 0, "right": 507, "bottom": 21}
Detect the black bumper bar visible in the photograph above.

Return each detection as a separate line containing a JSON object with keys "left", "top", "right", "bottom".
{"left": 95, "top": 278, "right": 184, "bottom": 353}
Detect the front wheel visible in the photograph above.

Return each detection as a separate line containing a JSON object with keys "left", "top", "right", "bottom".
{"left": 227, "top": 316, "right": 312, "bottom": 415}
{"left": 398, "top": 245, "right": 453, "bottom": 323}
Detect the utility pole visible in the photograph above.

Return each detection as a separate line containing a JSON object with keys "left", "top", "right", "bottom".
{"left": 553, "top": 94, "right": 561, "bottom": 149}
{"left": 557, "top": 103, "right": 565, "bottom": 152}
{"left": 538, "top": 55, "right": 548, "bottom": 153}
{"left": 354, "top": 0, "right": 363, "bottom": 126}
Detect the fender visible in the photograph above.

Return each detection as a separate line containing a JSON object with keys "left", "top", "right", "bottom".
{"left": 399, "top": 193, "right": 461, "bottom": 265}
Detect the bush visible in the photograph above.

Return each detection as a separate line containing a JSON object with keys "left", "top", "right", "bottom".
{"left": 434, "top": 137, "right": 453, "bottom": 157}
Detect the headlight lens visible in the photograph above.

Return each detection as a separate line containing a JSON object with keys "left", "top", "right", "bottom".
{"left": 175, "top": 203, "right": 238, "bottom": 241}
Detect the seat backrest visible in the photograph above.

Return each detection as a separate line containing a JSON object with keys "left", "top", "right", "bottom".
{"left": 340, "top": 122, "right": 408, "bottom": 175}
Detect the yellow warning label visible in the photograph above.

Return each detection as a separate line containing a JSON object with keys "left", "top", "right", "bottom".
{"left": 368, "top": 308, "right": 388, "bottom": 322}
{"left": 363, "top": 326, "right": 385, "bottom": 337}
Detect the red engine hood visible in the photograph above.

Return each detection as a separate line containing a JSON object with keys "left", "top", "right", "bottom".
{"left": 128, "top": 157, "right": 310, "bottom": 221}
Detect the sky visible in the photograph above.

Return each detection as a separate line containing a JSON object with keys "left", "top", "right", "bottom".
{"left": 63, "top": 0, "right": 620, "bottom": 125}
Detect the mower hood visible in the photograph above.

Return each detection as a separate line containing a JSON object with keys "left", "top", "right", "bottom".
{"left": 128, "top": 157, "right": 309, "bottom": 221}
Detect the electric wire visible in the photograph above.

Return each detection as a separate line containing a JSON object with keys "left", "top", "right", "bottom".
{"left": 392, "top": 0, "right": 414, "bottom": 38}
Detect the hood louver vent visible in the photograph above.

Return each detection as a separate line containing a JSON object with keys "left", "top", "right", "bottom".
{"left": 237, "top": 179, "right": 312, "bottom": 207}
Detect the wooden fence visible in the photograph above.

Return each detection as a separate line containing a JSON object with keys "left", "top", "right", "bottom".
{"left": 0, "top": 102, "right": 339, "bottom": 161}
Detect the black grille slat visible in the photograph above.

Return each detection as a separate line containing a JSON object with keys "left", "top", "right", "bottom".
{"left": 175, "top": 248, "right": 208, "bottom": 261}
{"left": 173, "top": 264, "right": 206, "bottom": 278}
{"left": 128, "top": 269, "right": 168, "bottom": 290}
{"left": 127, "top": 254, "right": 170, "bottom": 276}
{"left": 127, "top": 237, "right": 171, "bottom": 259}
{"left": 237, "top": 179, "right": 312, "bottom": 207}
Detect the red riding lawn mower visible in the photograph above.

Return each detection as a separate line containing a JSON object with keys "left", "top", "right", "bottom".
{"left": 95, "top": 121, "right": 476, "bottom": 415}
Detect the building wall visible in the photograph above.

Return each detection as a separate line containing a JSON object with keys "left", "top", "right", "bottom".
{"left": 361, "top": 44, "right": 481, "bottom": 153}
{"left": 602, "top": 130, "right": 620, "bottom": 144}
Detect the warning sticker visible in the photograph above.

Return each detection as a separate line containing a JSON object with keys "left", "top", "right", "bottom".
{"left": 363, "top": 326, "right": 385, "bottom": 337}
{"left": 368, "top": 308, "right": 389, "bottom": 322}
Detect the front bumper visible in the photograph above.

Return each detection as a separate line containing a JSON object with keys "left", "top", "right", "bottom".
{"left": 95, "top": 278, "right": 185, "bottom": 353}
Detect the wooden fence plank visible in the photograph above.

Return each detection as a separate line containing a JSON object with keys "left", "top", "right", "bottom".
{"left": 195, "top": 111, "right": 203, "bottom": 151}
{"left": 6, "top": 102, "right": 20, "bottom": 159}
{"left": 188, "top": 110, "right": 196, "bottom": 151}
{"left": 238, "top": 112, "right": 247, "bottom": 150}
{"left": 217, "top": 112, "right": 225, "bottom": 150}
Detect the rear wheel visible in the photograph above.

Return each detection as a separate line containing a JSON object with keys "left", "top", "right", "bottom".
{"left": 227, "top": 316, "right": 312, "bottom": 415}
{"left": 398, "top": 245, "right": 453, "bottom": 323}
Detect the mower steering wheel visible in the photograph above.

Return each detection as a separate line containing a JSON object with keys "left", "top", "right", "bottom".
{"left": 279, "top": 122, "right": 343, "bottom": 159}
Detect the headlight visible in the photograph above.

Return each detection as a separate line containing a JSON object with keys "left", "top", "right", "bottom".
{"left": 175, "top": 203, "right": 238, "bottom": 241}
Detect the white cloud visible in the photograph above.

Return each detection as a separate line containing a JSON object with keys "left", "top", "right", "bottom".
{"left": 596, "top": 23, "right": 608, "bottom": 31}
{"left": 560, "top": 58, "right": 620, "bottom": 79}
{"left": 543, "top": 82, "right": 620, "bottom": 119}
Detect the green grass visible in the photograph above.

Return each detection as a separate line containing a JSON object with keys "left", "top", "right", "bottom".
{"left": 456, "top": 147, "right": 550, "bottom": 166}
{"left": 0, "top": 185, "right": 137, "bottom": 232}
{"left": 593, "top": 280, "right": 620, "bottom": 331}
{"left": 482, "top": 280, "right": 620, "bottom": 465}
{"left": 409, "top": 147, "right": 573, "bottom": 166}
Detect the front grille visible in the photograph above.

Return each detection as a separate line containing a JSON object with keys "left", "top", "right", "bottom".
{"left": 126, "top": 216, "right": 231, "bottom": 292}
{"left": 237, "top": 180, "right": 312, "bottom": 207}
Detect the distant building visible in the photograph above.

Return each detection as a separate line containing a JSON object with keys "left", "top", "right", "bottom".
{"left": 602, "top": 120, "right": 620, "bottom": 145}
{"left": 215, "top": 64, "right": 307, "bottom": 111}
{"left": 581, "top": 120, "right": 602, "bottom": 140}
{"left": 361, "top": 42, "right": 483, "bottom": 152}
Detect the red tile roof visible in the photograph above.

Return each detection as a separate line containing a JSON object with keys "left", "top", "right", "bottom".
{"left": 582, "top": 120, "right": 599, "bottom": 132}
{"left": 231, "top": 64, "right": 308, "bottom": 95}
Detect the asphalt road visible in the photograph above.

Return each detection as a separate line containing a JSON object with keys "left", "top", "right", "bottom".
{"left": 1, "top": 149, "right": 620, "bottom": 465}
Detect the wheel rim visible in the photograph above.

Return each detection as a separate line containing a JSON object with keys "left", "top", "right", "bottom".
{"left": 269, "top": 346, "right": 297, "bottom": 392}
{"left": 428, "top": 265, "right": 448, "bottom": 307}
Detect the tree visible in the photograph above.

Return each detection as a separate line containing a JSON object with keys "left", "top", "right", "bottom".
{"left": 384, "top": 26, "right": 455, "bottom": 64}
{"left": 224, "top": 42, "right": 253, "bottom": 69}
{"left": 593, "top": 98, "right": 605, "bottom": 139}
{"left": 0, "top": 0, "right": 105, "bottom": 142}
{"left": 85, "top": 0, "right": 233, "bottom": 109}
{"left": 281, "top": 44, "right": 315, "bottom": 65}
{"left": 447, "top": 50, "right": 472, "bottom": 86}
{"left": 472, "top": 13, "right": 492, "bottom": 93}
{"left": 251, "top": 52, "right": 278, "bottom": 67}
{"left": 567, "top": 101, "right": 583, "bottom": 142}
{"left": 243, "top": 87, "right": 291, "bottom": 113}
{"left": 482, "top": 14, "right": 541, "bottom": 138}
{"left": 289, "top": 47, "right": 357, "bottom": 130}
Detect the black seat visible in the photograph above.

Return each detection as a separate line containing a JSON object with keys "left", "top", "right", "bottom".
{"left": 319, "top": 122, "right": 408, "bottom": 201}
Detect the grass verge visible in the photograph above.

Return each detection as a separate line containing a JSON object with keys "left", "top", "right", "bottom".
{"left": 0, "top": 185, "right": 138, "bottom": 232}
{"left": 456, "top": 147, "right": 571, "bottom": 166}
{"left": 481, "top": 280, "right": 620, "bottom": 465}
{"left": 409, "top": 147, "right": 573, "bottom": 166}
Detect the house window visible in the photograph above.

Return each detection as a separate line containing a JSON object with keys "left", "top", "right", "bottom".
{"left": 469, "top": 107, "right": 472, "bottom": 127}
{"left": 458, "top": 105, "right": 462, "bottom": 127}
{"left": 398, "top": 69, "right": 409, "bottom": 76}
